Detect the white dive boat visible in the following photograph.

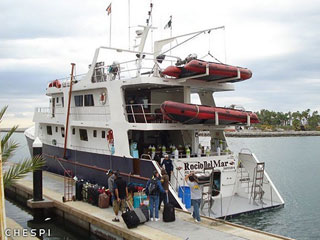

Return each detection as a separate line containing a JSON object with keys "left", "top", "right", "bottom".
{"left": 25, "top": 5, "right": 284, "bottom": 218}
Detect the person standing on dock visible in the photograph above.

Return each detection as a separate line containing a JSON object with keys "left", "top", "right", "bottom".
{"left": 107, "top": 169, "right": 115, "bottom": 206}
{"left": 145, "top": 171, "right": 165, "bottom": 221}
{"left": 185, "top": 172, "right": 201, "bottom": 222}
{"left": 160, "top": 154, "right": 173, "bottom": 181}
{"left": 159, "top": 168, "right": 169, "bottom": 210}
{"left": 112, "top": 171, "right": 128, "bottom": 222}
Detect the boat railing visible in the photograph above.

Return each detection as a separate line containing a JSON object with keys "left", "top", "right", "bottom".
{"left": 90, "top": 53, "right": 183, "bottom": 82}
{"left": 47, "top": 74, "right": 86, "bottom": 88}
{"left": 35, "top": 106, "right": 111, "bottom": 118}
{"left": 169, "top": 151, "right": 233, "bottom": 159}
{"left": 36, "top": 107, "right": 51, "bottom": 113}
{"left": 125, "top": 103, "right": 176, "bottom": 124}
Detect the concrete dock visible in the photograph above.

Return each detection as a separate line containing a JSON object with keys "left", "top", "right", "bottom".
{"left": 6, "top": 171, "right": 293, "bottom": 240}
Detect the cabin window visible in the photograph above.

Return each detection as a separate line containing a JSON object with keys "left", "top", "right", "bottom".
{"left": 55, "top": 126, "right": 58, "bottom": 132}
{"left": 61, "top": 127, "right": 65, "bottom": 138}
{"left": 93, "top": 130, "right": 97, "bottom": 138}
{"left": 84, "top": 94, "right": 94, "bottom": 106}
{"left": 101, "top": 131, "right": 106, "bottom": 138}
{"left": 74, "top": 95, "right": 83, "bottom": 107}
{"left": 62, "top": 97, "right": 64, "bottom": 107}
{"left": 79, "top": 129, "right": 88, "bottom": 141}
{"left": 72, "top": 128, "right": 75, "bottom": 135}
{"left": 47, "top": 126, "right": 52, "bottom": 135}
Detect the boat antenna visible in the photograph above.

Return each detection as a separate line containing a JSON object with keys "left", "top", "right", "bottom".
{"left": 128, "top": 0, "right": 131, "bottom": 50}
{"left": 146, "top": 1, "right": 153, "bottom": 26}
{"left": 143, "top": 1, "right": 154, "bottom": 51}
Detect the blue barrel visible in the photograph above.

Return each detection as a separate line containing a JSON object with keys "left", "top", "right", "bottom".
{"left": 178, "top": 186, "right": 191, "bottom": 208}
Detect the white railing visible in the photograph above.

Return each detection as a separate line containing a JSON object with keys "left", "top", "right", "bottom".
{"left": 125, "top": 103, "right": 172, "bottom": 124}
{"left": 35, "top": 107, "right": 51, "bottom": 113}
{"left": 47, "top": 73, "right": 86, "bottom": 88}
{"left": 35, "top": 106, "right": 110, "bottom": 118}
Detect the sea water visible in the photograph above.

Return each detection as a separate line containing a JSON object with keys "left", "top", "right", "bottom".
{"left": 227, "top": 136, "right": 320, "bottom": 240}
{"left": 4, "top": 132, "right": 320, "bottom": 239}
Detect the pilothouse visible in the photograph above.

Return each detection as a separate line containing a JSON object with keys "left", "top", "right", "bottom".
{"left": 25, "top": 3, "right": 284, "bottom": 218}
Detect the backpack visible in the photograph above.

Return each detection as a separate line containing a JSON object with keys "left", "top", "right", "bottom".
{"left": 148, "top": 179, "right": 159, "bottom": 195}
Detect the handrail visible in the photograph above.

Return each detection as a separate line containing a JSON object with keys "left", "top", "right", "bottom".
{"left": 140, "top": 154, "right": 152, "bottom": 160}
{"left": 152, "top": 159, "right": 188, "bottom": 210}
{"left": 172, "top": 161, "right": 187, "bottom": 198}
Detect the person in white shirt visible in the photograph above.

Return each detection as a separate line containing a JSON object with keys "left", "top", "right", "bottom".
{"left": 185, "top": 172, "right": 201, "bottom": 222}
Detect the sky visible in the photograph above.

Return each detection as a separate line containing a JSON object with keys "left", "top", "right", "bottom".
{"left": 0, "top": 0, "right": 320, "bottom": 127}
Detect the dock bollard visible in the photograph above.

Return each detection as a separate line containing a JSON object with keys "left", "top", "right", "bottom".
{"left": 27, "top": 137, "right": 53, "bottom": 223}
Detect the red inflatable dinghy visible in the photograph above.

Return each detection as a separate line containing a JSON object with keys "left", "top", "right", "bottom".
{"left": 162, "top": 60, "right": 252, "bottom": 82}
{"left": 161, "top": 101, "right": 259, "bottom": 125}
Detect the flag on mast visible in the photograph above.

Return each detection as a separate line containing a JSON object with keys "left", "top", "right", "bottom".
{"left": 106, "top": 3, "right": 112, "bottom": 15}
{"left": 164, "top": 15, "right": 172, "bottom": 29}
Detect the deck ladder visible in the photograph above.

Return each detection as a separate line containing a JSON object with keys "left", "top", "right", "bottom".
{"left": 250, "top": 162, "right": 265, "bottom": 205}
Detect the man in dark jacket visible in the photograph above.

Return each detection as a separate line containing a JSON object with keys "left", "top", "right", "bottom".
{"left": 145, "top": 171, "right": 165, "bottom": 221}
{"left": 112, "top": 171, "right": 128, "bottom": 222}
{"left": 160, "top": 154, "right": 173, "bottom": 181}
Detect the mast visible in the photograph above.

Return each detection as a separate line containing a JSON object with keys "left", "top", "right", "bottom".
{"left": 63, "top": 63, "right": 76, "bottom": 159}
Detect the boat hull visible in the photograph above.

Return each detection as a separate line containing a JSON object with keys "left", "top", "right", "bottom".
{"left": 161, "top": 101, "right": 259, "bottom": 125}
{"left": 25, "top": 137, "right": 154, "bottom": 186}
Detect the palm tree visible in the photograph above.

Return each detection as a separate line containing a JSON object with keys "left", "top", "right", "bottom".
{"left": 1, "top": 106, "right": 45, "bottom": 187}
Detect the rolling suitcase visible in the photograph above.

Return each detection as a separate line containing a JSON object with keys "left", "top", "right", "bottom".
{"left": 126, "top": 200, "right": 146, "bottom": 224}
{"left": 98, "top": 193, "right": 110, "bottom": 208}
{"left": 133, "top": 208, "right": 147, "bottom": 224}
{"left": 92, "top": 185, "right": 100, "bottom": 206}
{"left": 82, "top": 182, "right": 89, "bottom": 202}
{"left": 76, "top": 180, "right": 84, "bottom": 201}
{"left": 121, "top": 201, "right": 140, "bottom": 229}
{"left": 139, "top": 205, "right": 149, "bottom": 222}
{"left": 163, "top": 193, "right": 175, "bottom": 222}
{"left": 137, "top": 192, "right": 149, "bottom": 222}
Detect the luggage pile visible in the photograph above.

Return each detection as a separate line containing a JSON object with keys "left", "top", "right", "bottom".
{"left": 75, "top": 180, "right": 111, "bottom": 208}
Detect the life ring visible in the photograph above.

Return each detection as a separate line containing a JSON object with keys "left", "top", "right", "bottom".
{"left": 53, "top": 80, "right": 61, "bottom": 88}
{"left": 100, "top": 92, "right": 107, "bottom": 105}
{"left": 107, "top": 130, "right": 114, "bottom": 143}
{"left": 49, "top": 80, "right": 61, "bottom": 88}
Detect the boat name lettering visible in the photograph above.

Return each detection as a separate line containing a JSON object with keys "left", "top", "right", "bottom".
{"left": 184, "top": 160, "right": 229, "bottom": 170}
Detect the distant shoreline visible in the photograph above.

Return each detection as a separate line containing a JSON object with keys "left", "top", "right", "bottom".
{"left": 0, "top": 128, "right": 27, "bottom": 133}
{"left": 225, "top": 131, "right": 320, "bottom": 138}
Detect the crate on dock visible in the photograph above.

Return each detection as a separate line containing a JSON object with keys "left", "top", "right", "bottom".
{"left": 63, "top": 170, "right": 75, "bottom": 202}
